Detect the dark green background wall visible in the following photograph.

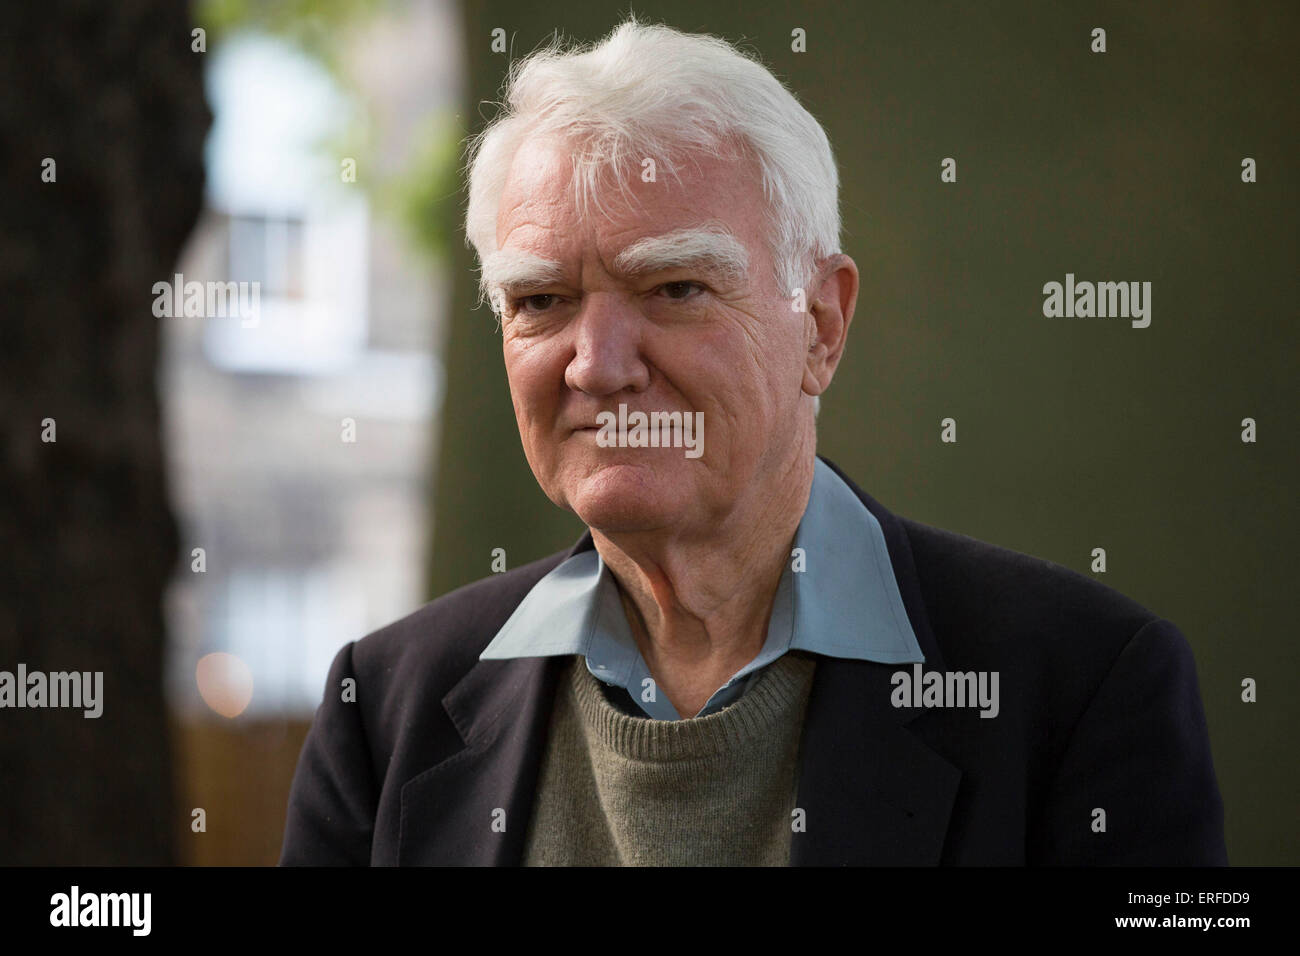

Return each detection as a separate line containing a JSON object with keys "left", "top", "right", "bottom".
{"left": 431, "top": 1, "right": 1297, "bottom": 865}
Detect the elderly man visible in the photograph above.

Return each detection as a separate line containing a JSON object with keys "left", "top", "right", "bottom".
{"left": 280, "top": 17, "right": 1226, "bottom": 866}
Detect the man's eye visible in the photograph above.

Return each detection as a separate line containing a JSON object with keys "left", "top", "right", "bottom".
{"left": 658, "top": 281, "right": 704, "bottom": 300}
{"left": 515, "top": 293, "right": 558, "bottom": 314}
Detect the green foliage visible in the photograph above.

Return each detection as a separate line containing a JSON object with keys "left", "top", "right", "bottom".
{"left": 195, "top": 0, "right": 455, "bottom": 262}
{"left": 196, "top": 0, "right": 387, "bottom": 76}
{"left": 379, "top": 115, "right": 466, "bottom": 262}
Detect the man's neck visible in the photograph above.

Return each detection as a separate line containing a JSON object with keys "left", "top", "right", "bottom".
{"left": 591, "top": 450, "right": 816, "bottom": 718}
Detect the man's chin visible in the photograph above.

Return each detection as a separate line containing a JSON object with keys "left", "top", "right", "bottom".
{"left": 564, "top": 462, "right": 680, "bottom": 533}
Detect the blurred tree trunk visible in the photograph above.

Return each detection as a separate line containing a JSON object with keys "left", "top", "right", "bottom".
{"left": 0, "top": 1, "right": 209, "bottom": 863}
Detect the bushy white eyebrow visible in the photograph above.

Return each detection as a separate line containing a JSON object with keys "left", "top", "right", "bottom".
{"left": 479, "top": 248, "right": 567, "bottom": 308}
{"left": 613, "top": 226, "right": 749, "bottom": 283}
{"left": 479, "top": 225, "right": 750, "bottom": 313}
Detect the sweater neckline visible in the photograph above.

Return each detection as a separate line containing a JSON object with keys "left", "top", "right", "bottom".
{"left": 568, "top": 652, "right": 817, "bottom": 761}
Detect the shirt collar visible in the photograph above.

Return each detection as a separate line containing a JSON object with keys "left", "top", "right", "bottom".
{"left": 788, "top": 458, "right": 926, "bottom": 663}
{"left": 479, "top": 458, "right": 925, "bottom": 705}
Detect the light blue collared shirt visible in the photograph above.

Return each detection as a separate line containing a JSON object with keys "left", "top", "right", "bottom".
{"left": 479, "top": 457, "right": 924, "bottom": 720}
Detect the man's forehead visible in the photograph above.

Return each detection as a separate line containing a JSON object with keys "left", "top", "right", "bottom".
{"left": 496, "top": 149, "right": 571, "bottom": 232}
{"left": 496, "top": 137, "right": 761, "bottom": 246}
{"left": 499, "top": 216, "right": 734, "bottom": 263}
{"left": 497, "top": 178, "right": 717, "bottom": 255}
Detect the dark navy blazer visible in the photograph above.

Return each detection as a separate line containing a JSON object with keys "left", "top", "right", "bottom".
{"left": 279, "top": 455, "right": 1228, "bottom": 866}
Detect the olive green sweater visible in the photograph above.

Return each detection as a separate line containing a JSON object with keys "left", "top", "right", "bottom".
{"left": 523, "top": 651, "right": 817, "bottom": 866}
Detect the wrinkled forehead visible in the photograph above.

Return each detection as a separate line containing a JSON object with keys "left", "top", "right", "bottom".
{"left": 494, "top": 133, "right": 768, "bottom": 265}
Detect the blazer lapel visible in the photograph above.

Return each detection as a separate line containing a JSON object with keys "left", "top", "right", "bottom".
{"left": 791, "top": 456, "right": 962, "bottom": 865}
{"left": 397, "top": 532, "right": 597, "bottom": 866}
{"left": 397, "top": 653, "right": 563, "bottom": 865}
{"left": 790, "top": 657, "right": 961, "bottom": 865}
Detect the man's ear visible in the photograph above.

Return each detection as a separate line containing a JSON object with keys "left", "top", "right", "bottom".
{"left": 801, "top": 253, "right": 858, "bottom": 399}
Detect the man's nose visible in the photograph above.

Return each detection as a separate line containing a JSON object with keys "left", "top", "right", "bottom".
{"left": 563, "top": 292, "right": 650, "bottom": 396}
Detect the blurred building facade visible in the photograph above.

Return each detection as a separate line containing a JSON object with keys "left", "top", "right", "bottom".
{"left": 160, "top": 0, "right": 461, "bottom": 863}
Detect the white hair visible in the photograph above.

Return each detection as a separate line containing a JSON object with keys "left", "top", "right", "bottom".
{"left": 463, "top": 14, "right": 842, "bottom": 307}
